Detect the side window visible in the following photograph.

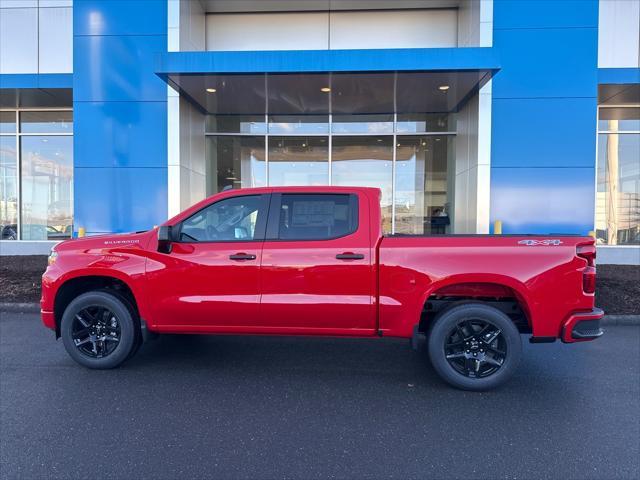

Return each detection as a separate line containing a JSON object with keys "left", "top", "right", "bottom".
{"left": 179, "top": 195, "right": 263, "bottom": 242}
{"left": 276, "top": 194, "right": 358, "bottom": 240}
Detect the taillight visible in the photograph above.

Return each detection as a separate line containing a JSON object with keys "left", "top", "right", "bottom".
{"left": 582, "top": 266, "right": 596, "bottom": 294}
{"left": 577, "top": 244, "right": 596, "bottom": 293}
{"left": 577, "top": 244, "right": 596, "bottom": 267}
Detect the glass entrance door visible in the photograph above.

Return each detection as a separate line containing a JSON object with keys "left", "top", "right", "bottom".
{"left": 205, "top": 113, "right": 455, "bottom": 234}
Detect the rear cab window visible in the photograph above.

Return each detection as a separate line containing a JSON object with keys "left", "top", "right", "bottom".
{"left": 267, "top": 193, "right": 358, "bottom": 241}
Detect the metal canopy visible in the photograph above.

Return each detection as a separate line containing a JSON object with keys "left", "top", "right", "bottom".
{"left": 598, "top": 83, "right": 640, "bottom": 106}
{"left": 0, "top": 74, "right": 73, "bottom": 108}
{"left": 166, "top": 70, "right": 492, "bottom": 115}
{"left": 156, "top": 47, "right": 499, "bottom": 115}
{"left": 0, "top": 88, "right": 72, "bottom": 109}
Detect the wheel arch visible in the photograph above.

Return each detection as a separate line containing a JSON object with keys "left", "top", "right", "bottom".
{"left": 53, "top": 274, "right": 141, "bottom": 338}
{"left": 417, "top": 277, "right": 533, "bottom": 334}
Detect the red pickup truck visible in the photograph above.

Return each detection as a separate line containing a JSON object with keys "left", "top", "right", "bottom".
{"left": 41, "top": 186, "right": 603, "bottom": 390}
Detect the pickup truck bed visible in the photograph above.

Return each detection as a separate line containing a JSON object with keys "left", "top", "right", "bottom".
{"left": 378, "top": 234, "right": 596, "bottom": 340}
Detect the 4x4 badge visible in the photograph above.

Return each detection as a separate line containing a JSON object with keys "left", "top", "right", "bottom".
{"left": 518, "top": 239, "right": 563, "bottom": 246}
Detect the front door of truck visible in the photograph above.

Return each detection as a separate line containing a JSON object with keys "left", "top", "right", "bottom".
{"left": 259, "top": 192, "right": 376, "bottom": 334}
{"left": 146, "top": 194, "right": 269, "bottom": 329}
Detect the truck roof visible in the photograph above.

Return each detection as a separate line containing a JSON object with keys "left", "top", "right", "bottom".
{"left": 165, "top": 185, "right": 382, "bottom": 225}
{"left": 224, "top": 186, "right": 381, "bottom": 195}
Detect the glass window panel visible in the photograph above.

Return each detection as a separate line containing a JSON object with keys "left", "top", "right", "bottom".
{"left": 268, "top": 115, "right": 329, "bottom": 134}
{"left": 180, "top": 195, "right": 262, "bottom": 242}
{"left": 394, "top": 136, "right": 452, "bottom": 235}
{"left": 20, "top": 136, "right": 73, "bottom": 240}
{"left": 331, "top": 114, "right": 393, "bottom": 134}
{"left": 20, "top": 111, "right": 73, "bottom": 134}
{"left": 598, "top": 107, "right": 640, "bottom": 132}
{"left": 206, "top": 115, "right": 266, "bottom": 134}
{"left": 276, "top": 194, "right": 358, "bottom": 240}
{"left": 38, "top": 7, "right": 73, "bottom": 74}
{"left": 206, "top": 136, "right": 266, "bottom": 195}
{"left": 0, "top": 111, "right": 16, "bottom": 134}
{"left": 596, "top": 133, "right": 640, "bottom": 245}
{"left": 0, "top": 136, "right": 18, "bottom": 240}
{"left": 396, "top": 113, "right": 453, "bottom": 133}
{"left": 331, "top": 136, "right": 393, "bottom": 233}
{"left": 0, "top": 8, "right": 38, "bottom": 73}
{"left": 268, "top": 137, "right": 329, "bottom": 186}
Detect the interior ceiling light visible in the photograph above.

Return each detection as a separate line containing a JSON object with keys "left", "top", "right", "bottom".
{"left": 320, "top": 87, "right": 331, "bottom": 93}
{"left": 438, "top": 85, "right": 450, "bottom": 91}
{"left": 206, "top": 88, "right": 217, "bottom": 93}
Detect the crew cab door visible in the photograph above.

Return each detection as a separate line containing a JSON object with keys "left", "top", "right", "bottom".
{"left": 259, "top": 192, "right": 376, "bottom": 334}
{"left": 146, "top": 193, "right": 269, "bottom": 329}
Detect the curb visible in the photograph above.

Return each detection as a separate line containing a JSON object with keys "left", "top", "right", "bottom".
{"left": 0, "top": 303, "right": 639, "bottom": 325}
{"left": 0, "top": 303, "right": 40, "bottom": 313}
{"left": 601, "top": 315, "right": 640, "bottom": 326}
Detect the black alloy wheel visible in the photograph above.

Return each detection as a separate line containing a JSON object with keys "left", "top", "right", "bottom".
{"left": 427, "top": 302, "right": 522, "bottom": 391}
{"left": 443, "top": 319, "right": 507, "bottom": 378}
{"left": 71, "top": 306, "right": 121, "bottom": 358}
{"left": 61, "top": 290, "right": 138, "bottom": 369}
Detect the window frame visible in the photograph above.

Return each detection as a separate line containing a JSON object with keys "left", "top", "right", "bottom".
{"left": 595, "top": 104, "right": 640, "bottom": 246}
{"left": 0, "top": 108, "right": 74, "bottom": 241}
{"left": 174, "top": 194, "right": 270, "bottom": 244}
{"left": 265, "top": 192, "right": 359, "bottom": 242}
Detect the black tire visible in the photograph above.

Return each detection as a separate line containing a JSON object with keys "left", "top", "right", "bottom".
{"left": 103, "top": 289, "right": 143, "bottom": 360}
{"left": 60, "top": 291, "right": 138, "bottom": 369}
{"left": 427, "top": 302, "right": 522, "bottom": 391}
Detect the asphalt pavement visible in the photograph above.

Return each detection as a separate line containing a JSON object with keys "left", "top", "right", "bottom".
{"left": 1, "top": 312, "right": 639, "bottom": 480}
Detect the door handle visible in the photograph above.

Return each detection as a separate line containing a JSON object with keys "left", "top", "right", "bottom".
{"left": 229, "top": 253, "right": 256, "bottom": 261}
{"left": 336, "top": 252, "right": 365, "bottom": 260}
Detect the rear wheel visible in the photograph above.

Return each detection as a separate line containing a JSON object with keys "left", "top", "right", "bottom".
{"left": 61, "top": 291, "right": 138, "bottom": 369}
{"left": 427, "top": 303, "right": 522, "bottom": 391}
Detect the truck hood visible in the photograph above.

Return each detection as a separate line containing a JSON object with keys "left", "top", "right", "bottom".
{"left": 53, "top": 230, "right": 156, "bottom": 252}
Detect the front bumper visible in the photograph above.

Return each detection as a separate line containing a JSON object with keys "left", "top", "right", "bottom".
{"left": 41, "top": 310, "right": 56, "bottom": 330}
{"left": 561, "top": 308, "right": 605, "bottom": 343}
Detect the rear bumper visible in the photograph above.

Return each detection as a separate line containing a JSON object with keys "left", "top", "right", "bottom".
{"left": 561, "top": 308, "right": 605, "bottom": 343}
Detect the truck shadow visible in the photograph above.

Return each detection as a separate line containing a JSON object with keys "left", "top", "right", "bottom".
{"left": 129, "top": 332, "right": 586, "bottom": 396}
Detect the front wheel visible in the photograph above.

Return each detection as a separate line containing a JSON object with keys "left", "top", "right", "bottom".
{"left": 427, "top": 303, "right": 522, "bottom": 391}
{"left": 60, "top": 291, "right": 138, "bottom": 369}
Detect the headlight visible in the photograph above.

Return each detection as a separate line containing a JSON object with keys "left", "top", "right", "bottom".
{"left": 48, "top": 250, "right": 58, "bottom": 266}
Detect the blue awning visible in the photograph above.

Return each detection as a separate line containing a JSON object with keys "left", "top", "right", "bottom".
{"left": 156, "top": 47, "right": 499, "bottom": 115}
{"left": 0, "top": 74, "right": 73, "bottom": 108}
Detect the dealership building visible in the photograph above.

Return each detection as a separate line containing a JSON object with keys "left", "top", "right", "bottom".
{"left": 0, "top": 0, "right": 638, "bottom": 262}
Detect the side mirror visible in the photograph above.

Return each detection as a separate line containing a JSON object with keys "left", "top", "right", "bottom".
{"left": 158, "top": 225, "right": 174, "bottom": 253}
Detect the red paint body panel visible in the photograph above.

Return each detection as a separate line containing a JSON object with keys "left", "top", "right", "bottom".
{"left": 41, "top": 186, "right": 600, "bottom": 344}
{"left": 40, "top": 230, "right": 155, "bottom": 323}
{"left": 377, "top": 236, "right": 595, "bottom": 338}
{"left": 260, "top": 189, "right": 376, "bottom": 332}
{"left": 145, "top": 241, "right": 263, "bottom": 328}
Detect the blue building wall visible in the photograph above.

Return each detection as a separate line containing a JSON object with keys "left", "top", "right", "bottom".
{"left": 6, "top": 0, "right": 609, "bottom": 236}
{"left": 73, "top": 0, "right": 168, "bottom": 234}
{"left": 490, "top": 0, "right": 599, "bottom": 234}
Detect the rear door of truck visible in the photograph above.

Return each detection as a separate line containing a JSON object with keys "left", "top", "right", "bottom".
{"left": 259, "top": 190, "right": 376, "bottom": 334}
